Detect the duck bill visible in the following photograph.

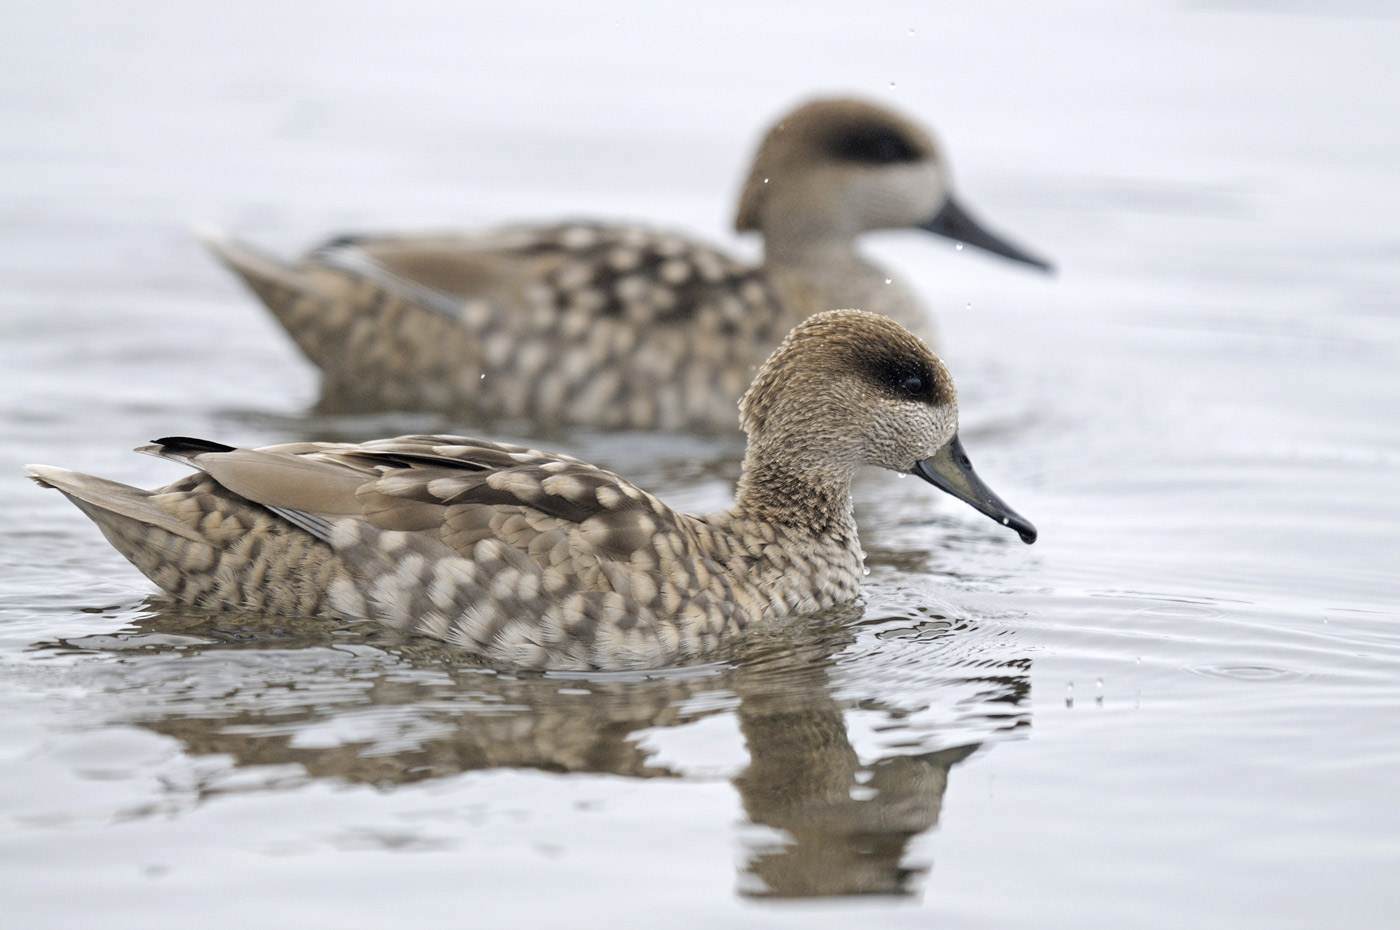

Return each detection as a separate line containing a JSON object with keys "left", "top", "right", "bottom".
{"left": 919, "top": 196, "right": 1054, "bottom": 272}
{"left": 911, "top": 434, "right": 1037, "bottom": 544}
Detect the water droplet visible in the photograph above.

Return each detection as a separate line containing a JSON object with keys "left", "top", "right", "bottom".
{"left": 1096, "top": 678, "right": 1104, "bottom": 706}
{"left": 479, "top": 373, "right": 486, "bottom": 380}
{"left": 908, "top": 27, "right": 916, "bottom": 36}
{"left": 955, "top": 242, "right": 964, "bottom": 251}
{"left": 1001, "top": 517, "right": 1009, "bottom": 526}
{"left": 762, "top": 177, "right": 769, "bottom": 184}
{"left": 1065, "top": 682, "right": 1074, "bottom": 708}
{"left": 862, "top": 567, "right": 871, "bottom": 576}
{"left": 889, "top": 81, "right": 897, "bottom": 89}
{"left": 1135, "top": 655, "right": 1142, "bottom": 665}
{"left": 966, "top": 302, "right": 972, "bottom": 311}
{"left": 884, "top": 278, "right": 892, "bottom": 285}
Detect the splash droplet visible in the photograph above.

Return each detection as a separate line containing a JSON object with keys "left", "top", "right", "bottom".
{"left": 884, "top": 278, "right": 892, "bottom": 285}
{"left": 1065, "top": 682, "right": 1075, "bottom": 708}
{"left": 955, "top": 242, "right": 964, "bottom": 251}
{"left": 908, "top": 28, "right": 916, "bottom": 36}
{"left": 889, "top": 81, "right": 897, "bottom": 89}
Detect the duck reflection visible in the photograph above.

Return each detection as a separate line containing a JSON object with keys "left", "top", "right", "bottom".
{"left": 39, "top": 597, "right": 1029, "bottom": 898}
{"left": 733, "top": 666, "right": 981, "bottom": 897}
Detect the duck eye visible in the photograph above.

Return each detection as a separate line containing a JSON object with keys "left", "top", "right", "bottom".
{"left": 899, "top": 374, "right": 924, "bottom": 397}
{"left": 829, "top": 126, "right": 919, "bottom": 164}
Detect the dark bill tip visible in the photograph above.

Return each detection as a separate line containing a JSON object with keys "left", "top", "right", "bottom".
{"left": 911, "top": 434, "right": 1037, "bottom": 545}
{"left": 919, "top": 196, "right": 1054, "bottom": 273}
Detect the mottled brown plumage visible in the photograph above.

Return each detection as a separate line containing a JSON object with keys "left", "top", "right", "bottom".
{"left": 29, "top": 311, "right": 1035, "bottom": 670}
{"left": 203, "top": 97, "right": 1051, "bottom": 431}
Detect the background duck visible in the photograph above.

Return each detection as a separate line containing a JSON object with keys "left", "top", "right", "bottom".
{"left": 28, "top": 310, "right": 1034, "bottom": 671}
{"left": 203, "top": 97, "right": 1052, "bottom": 431}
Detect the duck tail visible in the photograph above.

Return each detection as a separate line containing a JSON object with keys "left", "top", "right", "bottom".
{"left": 197, "top": 224, "right": 370, "bottom": 373}
{"left": 27, "top": 462, "right": 340, "bottom": 614}
{"left": 197, "top": 226, "right": 482, "bottom": 411}
{"left": 26, "top": 464, "right": 207, "bottom": 546}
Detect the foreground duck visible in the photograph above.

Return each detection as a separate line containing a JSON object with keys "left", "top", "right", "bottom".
{"left": 29, "top": 311, "right": 1035, "bottom": 670}
{"left": 204, "top": 97, "right": 1052, "bottom": 431}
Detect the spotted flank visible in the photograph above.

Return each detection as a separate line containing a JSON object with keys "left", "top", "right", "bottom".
{"left": 202, "top": 97, "right": 1052, "bottom": 431}
{"left": 29, "top": 310, "right": 1036, "bottom": 670}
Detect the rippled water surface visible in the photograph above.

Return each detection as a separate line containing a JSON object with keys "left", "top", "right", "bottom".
{"left": 3, "top": 2, "right": 1399, "bottom": 927}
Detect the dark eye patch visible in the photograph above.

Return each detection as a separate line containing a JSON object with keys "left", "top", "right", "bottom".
{"left": 868, "top": 354, "right": 940, "bottom": 403}
{"left": 828, "top": 125, "right": 921, "bottom": 164}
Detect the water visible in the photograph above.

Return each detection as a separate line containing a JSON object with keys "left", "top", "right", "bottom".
{"left": 2, "top": 1, "right": 1399, "bottom": 927}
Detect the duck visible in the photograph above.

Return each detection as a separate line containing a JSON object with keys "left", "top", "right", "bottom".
{"left": 202, "top": 97, "right": 1052, "bottom": 432}
{"left": 28, "top": 310, "right": 1035, "bottom": 671}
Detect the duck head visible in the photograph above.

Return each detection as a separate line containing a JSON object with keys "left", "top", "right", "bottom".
{"left": 735, "top": 97, "right": 1052, "bottom": 273}
{"left": 739, "top": 309, "right": 1036, "bottom": 544}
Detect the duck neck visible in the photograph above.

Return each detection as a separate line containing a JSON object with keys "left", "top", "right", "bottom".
{"left": 762, "top": 227, "right": 865, "bottom": 271}
{"left": 760, "top": 231, "right": 928, "bottom": 339}
{"left": 732, "top": 438, "right": 860, "bottom": 542}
